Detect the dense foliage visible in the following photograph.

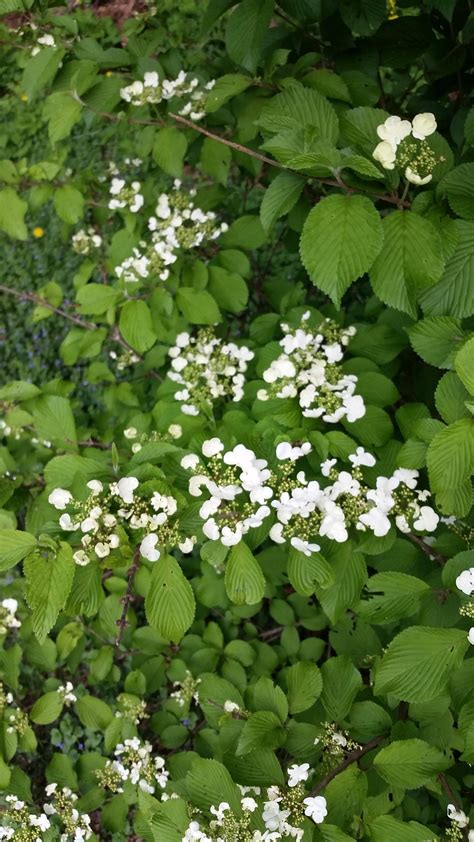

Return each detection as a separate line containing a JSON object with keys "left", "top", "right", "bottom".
{"left": 0, "top": 0, "right": 474, "bottom": 839}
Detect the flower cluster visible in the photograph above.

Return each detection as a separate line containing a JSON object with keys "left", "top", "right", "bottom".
{"left": 31, "top": 33, "right": 55, "bottom": 55}
{"left": 168, "top": 329, "right": 254, "bottom": 416}
{"left": 114, "top": 693, "right": 148, "bottom": 725}
{"left": 71, "top": 227, "right": 102, "bottom": 255}
{"left": 120, "top": 69, "right": 215, "bottom": 119}
{"left": 97, "top": 737, "right": 169, "bottom": 795}
{"left": 447, "top": 804, "right": 474, "bottom": 842}
{"left": 0, "top": 683, "right": 29, "bottom": 738}
{"left": 373, "top": 112, "right": 438, "bottom": 185}
{"left": 0, "top": 598, "right": 21, "bottom": 634}
{"left": 170, "top": 671, "right": 201, "bottom": 708}
{"left": 57, "top": 681, "right": 77, "bottom": 706}
{"left": 455, "top": 566, "right": 474, "bottom": 645}
{"left": 115, "top": 180, "right": 228, "bottom": 284}
{"left": 109, "top": 347, "right": 141, "bottom": 372}
{"left": 257, "top": 313, "right": 364, "bottom": 424}
{"left": 48, "top": 477, "right": 190, "bottom": 566}
{"left": 0, "top": 786, "right": 92, "bottom": 842}
{"left": 123, "top": 423, "right": 182, "bottom": 454}
{"left": 182, "top": 767, "right": 327, "bottom": 841}
{"left": 183, "top": 440, "right": 439, "bottom": 553}
{"left": 108, "top": 176, "right": 144, "bottom": 213}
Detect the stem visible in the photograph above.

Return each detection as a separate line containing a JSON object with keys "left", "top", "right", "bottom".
{"left": 408, "top": 533, "right": 446, "bottom": 566}
{"left": 438, "top": 773, "right": 470, "bottom": 841}
{"left": 0, "top": 284, "right": 96, "bottom": 330}
{"left": 115, "top": 547, "right": 141, "bottom": 647}
{"left": 309, "top": 734, "right": 386, "bottom": 796}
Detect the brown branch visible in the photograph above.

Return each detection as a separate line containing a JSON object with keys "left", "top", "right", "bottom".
{"left": 0, "top": 283, "right": 96, "bottom": 330}
{"left": 115, "top": 547, "right": 141, "bottom": 647}
{"left": 408, "top": 533, "right": 446, "bottom": 566}
{"left": 310, "top": 734, "right": 386, "bottom": 796}
{"left": 438, "top": 774, "right": 470, "bottom": 841}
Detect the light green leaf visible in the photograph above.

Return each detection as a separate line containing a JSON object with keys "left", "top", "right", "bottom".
{"left": 0, "top": 188, "right": 28, "bottom": 240}
{"left": 119, "top": 300, "right": 156, "bottom": 353}
{"left": 258, "top": 85, "right": 339, "bottom": 144}
{"left": 153, "top": 127, "right": 187, "bottom": 178}
{"left": 287, "top": 547, "right": 334, "bottom": 595}
{"left": 260, "top": 172, "right": 305, "bottom": 231}
{"left": 75, "top": 695, "right": 114, "bottom": 730}
{"left": 200, "top": 137, "right": 231, "bottom": 185}
{"left": 320, "top": 656, "right": 362, "bottom": 721}
{"left": 186, "top": 758, "right": 242, "bottom": 813}
{"left": 455, "top": 336, "right": 474, "bottom": 395}
{"left": 369, "top": 211, "right": 445, "bottom": 318}
{"left": 53, "top": 185, "right": 84, "bottom": 224}
{"left": 421, "top": 221, "right": 474, "bottom": 318}
{"left": 205, "top": 73, "right": 252, "bottom": 112}
{"left": 374, "top": 738, "right": 450, "bottom": 789}
{"left": 31, "top": 395, "right": 77, "bottom": 448}
{"left": 176, "top": 288, "right": 221, "bottom": 325}
{"left": 369, "top": 816, "right": 440, "bottom": 842}
{"left": 303, "top": 69, "right": 351, "bottom": 102}
{"left": 30, "top": 691, "right": 64, "bottom": 725}
{"left": 374, "top": 626, "right": 468, "bottom": 702}
{"left": 24, "top": 543, "right": 75, "bottom": 643}
{"left": 317, "top": 543, "right": 367, "bottom": 623}
{"left": 286, "top": 661, "right": 323, "bottom": 713}
{"left": 208, "top": 266, "right": 248, "bottom": 313}
{"left": 427, "top": 417, "right": 474, "bottom": 515}
{"left": 22, "top": 48, "right": 65, "bottom": 100}
{"left": 43, "top": 92, "right": 82, "bottom": 143}
{"left": 77, "top": 283, "right": 120, "bottom": 315}
{"left": 0, "top": 530, "right": 37, "bottom": 572}
{"left": 356, "top": 572, "right": 430, "bottom": 625}
{"left": 438, "top": 163, "right": 474, "bottom": 219}
{"left": 407, "top": 316, "right": 465, "bottom": 368}
{"left": 145, "top": 555, "right": 196, "bottom": 642}
{"left": 225, "top": 0, "right": 274, "bottom": 74}
{"left": 236, "top": 711, "right": 285, "bottom": 756}
{"left": 300, "top": 194, "right": 383, "bottom": 306}
{"left": 220, "top": 215, "right": 266, "bottom": 249}
{"left": 225, "top": 542, "right": 266, "bottom": 605}
{"left": 252, "top": 676, "right": 288, "bottom": 723}
{"left": 435, "top": 372, "right": 471, "bottom": 425}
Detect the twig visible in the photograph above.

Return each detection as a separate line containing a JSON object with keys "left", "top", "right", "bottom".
{"left": 309, "top": 734, "right": 385, "bottom": 796}
{"left": 438, "top": 774, "right": 469, "bottom": 841}
{"left": 115, "top": 547, "right": 141, "bottom": 646}
{"left": 0, "top": 284, "right": 96, "bottom": 330}
{"left": 408, "top": 533, "right": 446, "bottom": 566}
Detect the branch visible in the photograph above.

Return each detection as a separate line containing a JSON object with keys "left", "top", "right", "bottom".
{"left": 438, "top": 773, "right": 470, "bottom": 841}
{"left": 0, "top": 284, "right": 96, "bottom": 330}
{"left": 115, "top": 547, "right": 141, "bottom": 647}
{"left": 408, "top": 533, "right": 446, "bottom": 566}
{"left": 309, "top": 734, "right": 385, "bottom": 796}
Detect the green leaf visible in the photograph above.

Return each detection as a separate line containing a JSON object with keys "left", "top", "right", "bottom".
{"left": 369, "top": 211, "right": 445, "bottom": 318}
{"left": 253, "top": 676, "right": 288, "bottom": 723}
{"left": 153, "top": 127, "right": 187, "bottom": 178}
{"left": 317, "top": 543, "right": 367, "bottom": 623}
{"left": 303, "top": 69, "right": 351, "bottom": 103}
{"left": 339, "top": 0, "right": 387, "bottom": 35}
{"left": 225, "top": 0, "right": 274, "bottom": 74}
{"left": 176, "top": 288, "right": 221, "bottom": 325}
{"left": 0, "top": 531, "right": 37, "bottom": 572}
{"left": 258, "top": 85, "right": 339, "bottom": 144}
{"left": 369, "top": 816, "right": 440, "bottom": 842}
{"left": 300, "top": 194, "right": 383, "bottom": 306}
{"left": 421, "top": 221, "right": 474, "bottom": 318}
{"left": 24, "top": 543, "right": 75, "bottom": 643}
{"left": 77, "top": 283, "right": 120, "bottom": 315}
{"left": 220, "top": 215, "right": 266, "bottom": 249}
{"left": 53, "top": 185, "right": 84, "bottom": 224}
{"left": 0, "top": 188, "right": 28, "bottom": 240}
{"left": 22, "top": 48, "right": 65, "bottom": 100}
{"left": 145, "top": 555, "right": 196, "bottom": 643}
{"left": 356, "top": 572, "right": 430, "bottom": 625}
{"left": 438, "top": 163, "right": 474, "bottom": 220}
{"left": 200, "top": 137, "right": 231, "bottom": 185}
{"left": 0, "top": 381, "right": 41, "bottom": 401}
{"left": 435, "top": 372, "right": 471, "bottom": 425}
{"left": 30, "top": 691, "right": 64, "bottom": 725}
{"left": 119, "top": 300, "right": 156, "bottom": 353}
{"left": 374, "top": 738, "right": 450, "bottom": 789}
{"left": 286, "top": 661, "right": 323, "bottom": 713}
{"left": 225, "top": 542, "right": 266, "bottom": 605}
{"left": 407, "top": 316, "right": 465, "bottom": 367}
{"left": 43, "top": 92, "right": 82, "bottom": 143}
{"left": 31, "top": 395, "right": 77, "bottom": 448}
{"left": 236, "top": 711, "right": 285, "bottom": 756}
{"left": 455, "top": 336, "right": 474, "bottom": 395}
{"left": 197, "top": 673, "right": 244, "bottom": 727}
{"left": 205, "top": 74, "right": 252, "bottom": 112}
{"left": 260, "top": 172, "right": 305, "bottom": 231}
{"left": 374, "top": 626, "right": 468, "bottom": 702}
{"left": 340, "top": 106, "right": 389, "bottom": 156}
{"left": 186, "top": 758, "right": 242, "bottom": 813}
{"left": 75, "top": 695, "right": 114, "bottom": 730}
{"left": 208, "top": 266, "right": 248, "bottom": 313}
{"left": 427, "top": 418, "right": 474, "bottom": 516}
{"left": 320, "top": 656, "right": 362, "bottom": 721}
{"left": 287, "top": 547, "right": 333, "bottom": 595}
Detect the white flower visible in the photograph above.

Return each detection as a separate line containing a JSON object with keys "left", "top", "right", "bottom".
{"left": 413, "top": 505, "right": 439, "bottom": 532}
{"left": 411, "top": 112, "right": 437, "bottom": 140}
{"left": 349, "top": 448, "right": 376, "bottom": 468}
{"left": 112, "top": 477, "right": 139, "bottom": 503}
{"left": 287, "top": 763, "right": 311, "bottom": 787}
{"left": 48, "top": 488, "right": 72, "bottom": 510}
{"left": 447, "top": 803, "right": 469, "bottom": 827}
{"left": 456, "top": 568, "right": 474, "bottom": 596}
{"left": 73, "top": 550, "right": 90, "bottom": 566}
{"left": 210, "top": 802, "right": 230, "bottom": 821}
{"left": 59, "top": 513, "right": 79, "bottom": 531}
{"left": 168, "top": 424, "right": 182, "bottom": 438}
{"left": 140, "top": 534, "right": 160, "bottom": 562}
{"left": 224, "top": 700, "right": 240, "bottom": 713}
{"left": 29, "top": 814, "right": 50, "bottom": 830}
{"left": 290, "top": 537, "right": 320, "bottom": 556}
{"left": 376, "top": 115, "right": 412, "bottom": 146}
{"left": 202, "top": 438, "right": 224, "bottom": 457}
{"left": 181, "top": 454, "right": 200, "bottom": 470}
{"left": 405, "top": 166, "right": 432, "bottom": 185}
{"left": 86, "top": 479, "right": 103, "bottom": 494}
{"left": 124, "top": 427, "right": 138, "bottom": 439}
{"left": 373, "top": 140, "right": 397, "bottom": 169}
{"left": 303, "top": 795, "right": 328, "bottom": 824}
{"left": 468, "top": 628, "right": 474, "bottom": 645}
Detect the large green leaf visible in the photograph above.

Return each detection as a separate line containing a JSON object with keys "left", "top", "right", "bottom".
{"left": 24, "top": 543, "right": 75, "bottom": 644}
{"left": 374, "top": 626, "right": 468, "bottom": 702}
{"left": 257, "top": 85, "right": 339, "bottom": 144}
{"left": 0, "top": 531, "right": 37, "bottom": 572}
{"left": 30, "top": 395, "right": 77, "bottom": 449}
{"left": 427, "top": 418, "right": 474, "bottom": 515}
{"left": 374, "top": 738, "right": 450, "bottom": 789}
{"left": 186, "top": 758, "right": 242, "bottom": 813}
{"left": 420, "top": 221, "right": 474, "bottom": 318}
{"left": 225, "top": 0, "right": 274, "bottom": 74}
{"left": 119, "top": 300, "right": 157, "bottom": 353}
{"left": 145, "top": 555, "right": 196, "bottom": 643}
{"left": 320, "top": 656, "right": 362, "bottom": 721}
{"left": 369, "top": 211, "right": 445, "bottom": 318}
{"left": 224, "top": 541, "right": 266, "bottom": 605}
{"left": 300, "top": 194, "right": 383, "bottom": 306}
{"left": 22, "top": 48, "right": 65, "bottom": 100}
{"left": 286, "top": 661, "right": 323, "bottom": 713}
{"left": 0, "top": 188, "right": 28, "bottom": 240}
{"left": 236, "top": 711, "right": 285, "bottom": 756}
{"left": 407, "top": 317, "right": 465, "bottom": 368}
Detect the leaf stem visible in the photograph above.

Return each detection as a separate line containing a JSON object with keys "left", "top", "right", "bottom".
{"left": 309, "top": 734, "right": 386, "bottom": 796}
{"left": 115, "top": 546, "right": 141, "bottom": 647}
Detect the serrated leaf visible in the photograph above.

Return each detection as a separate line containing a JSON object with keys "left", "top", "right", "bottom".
{"left": 43, "top": 92, "right": 82, "bottom": 143}
{"left": 455, "top": 336, "right": 474, "bottom": 395}
{"left": 31, "top": 395, "right": 77, "bottom": 448}
{"left": 340, "top": 106, "right": 389, "bottom": 156}
{"left": 374, "top": 738, "right": 450, "bottom": 788}
{"left": 236, "top": 711, "right": 285, "bottom": 756}
{"left": 186, "top": 758, "right": 242, "bottom": 813}
{"left": 287, "top": 547, "right": 333, "bottom": 595}
{"left": 225, "top": 0, "right": 274, "bottom": 74}
{"left": 153, "top": 127, "right": 187, "bottom": 178}
{"left": 320, "top": 656, "right": 362, "bottom": 721}
{"left": 435, "top": 372, "right": 471, "bottom": 425}
{"left": 427, "top": 418, "right": 474, "bottom": 515}
{"left": 145, "top": 555, "right": 196, "bottom": 642}
{"left": 258, "top": 85, "right": 339, "bottom": 144}
{"left": 53, "top": 185, "right": 84, "bottom": 224}
{"left": 24, "top": 542, "right": 75, "bottom": 643}
{"left": 200, "top": 137, "right": 231, "bottom": 185}
{"left": 175, "top": 288, "right": 221, "bottom": 325}
{"left": 225, "top": 542, "right": 265, "bottom": 605}
{"left": 286, "top": 661, "right": 323, "bottom": 713}
{"left": 119, "top": 300, "right": 156, "bottom": 353}
{"left": 0, "top": 188, "right": 27, "bottom": 240}
{"left": 75, "top": 695, "right": 114, "bottom": 729}
{"left": 30, "top": 691, "right": 64, "bottom": 725}
{"left": 374, "top": 626, "right": 468, "bottom": 702}
{"left": 421, "top": 221, "right": 474, "bottom": 318}
{"left": 22, "top": 48, "right": 65, "bottom": 100}
{"left": 0, "top": 531, "right": 37, "bottom": 572}
{"left": 407, "top": 316, "right": 465, "bottom": 368}
{"left": 356, "top": 572, "right": 429, "bottom": 625}
{"left": 369, "top": 211, "right": 444, "bottom": 318}
{"left": 260, "top": 171, "right": 305, "bottom": 231}
{"left": 300, "top": 194, "right": 383, "bottom": 306}
{"left": 438, "top": 163, "right": 474, "bottom": 220}
{"left": 369, "top": 816, "right": 440, "bottom": 842}
{"left": 205, "top": 73, "right": 252, "bottom": 112}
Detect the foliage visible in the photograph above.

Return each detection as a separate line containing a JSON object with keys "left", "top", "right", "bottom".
{"left": 0, "top": 0, "right": 473, "bottom": 839}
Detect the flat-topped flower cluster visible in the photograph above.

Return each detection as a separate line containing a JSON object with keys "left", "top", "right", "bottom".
{"left": 97, "top": 737, "right": 169, "bottom": 795}
{"left": 168, "top": 328, "right": 254, "bottom": 416}
{"left": 115, "top": 179, "right": 228, "bottom": 284}
{"left": 48, "top": 476, "right": 192, "bottom": 566}
{"left": 257, "top": 313, "right": 364, "bottom": 424}
{"left": 373, "top": 112, "right": 439, "bottom": 185}
{"left": 120, "top": 69, "right": 215, "bottom": 120}
{"left": 0, "top": 786, "right": 92, "bottom": 841}
{"left": 108, "top": 175, "right": 144, "bottom": 213}
{"left": 182, "top": 440, "right": 439, "bottom": 552}
{"left": 182, "top": 765, "right": 327, "bottom": 841}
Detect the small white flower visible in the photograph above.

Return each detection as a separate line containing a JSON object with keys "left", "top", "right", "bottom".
{"left": 224, "top": 700, "right": 240, "bottom": 713}
{"left": 48, "top": 488, "right": 72, "bottom": 510}
{"left": 86, "top": 479, "right": 103, "bottom": 494}
{"left": 181, "top": 454, "right": 200, "bottom": 470}
{"left": 411, "top": 112, "right": 437, "bottom": 140}
{"left": 405, "top": 166, "right": 432, "bottom": 186}
{"left": 124, "top": 427, "right": 138, "bottom": 439}
{"left": 447, "top": 803, "right": 469, "bottom": 827}
{"left": 140, "top": 533, "right": 160, "bottom": 562}
{"left": 303, "top": 795, "right": 328, "bottom": 824}
{"left": 456, "top": 568, "right": 474, "bottom": 596}
{"left": 287, "top": 763, "right": 311, "bottom": 787}
{"left": 202, "top": 438, "right": 224, "bottom": 457}
{"left": 373, "top": 140, "right": 397, "bottom": 170}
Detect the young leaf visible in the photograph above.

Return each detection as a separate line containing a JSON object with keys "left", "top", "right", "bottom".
{"left": 145, "top": 555, "right": 196, "bottom": 643}
{"left": 24, "top": 542, "right": 75, "bottom": 643}
{"left": 225, "top": 541, "right": 266, "bottom": 605}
